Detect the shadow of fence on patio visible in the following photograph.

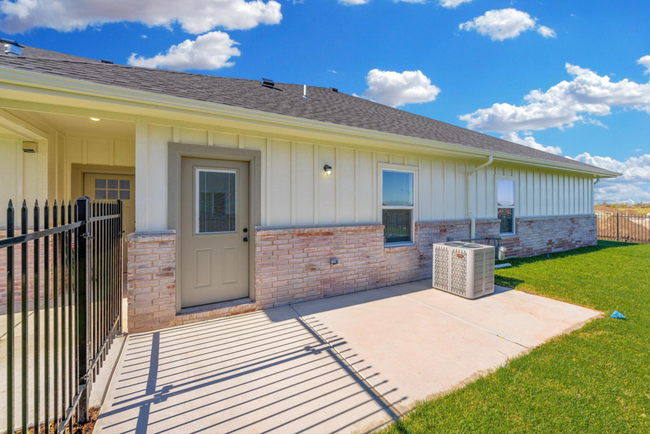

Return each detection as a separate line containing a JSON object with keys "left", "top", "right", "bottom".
{"left": 96, "top": 309, "right": 403, "bottom": 433}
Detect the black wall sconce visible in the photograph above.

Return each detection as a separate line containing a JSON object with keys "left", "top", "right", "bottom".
{"left": 324, "top": 165, "right": 333, "bottom": 176}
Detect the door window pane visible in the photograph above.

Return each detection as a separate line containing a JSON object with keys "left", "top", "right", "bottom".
{"left": 108, "top": 190, "right": 118, "bottom": 199}
{"left": 497, "top": 180, "right": 515, "bottom": 207}
{"left": 382, "top": 171, "right": 414, "bottom": 206}
{"left": 95, "top": 190, "right": 107, "bottom": 199}
{"left": 383, "top": 209, "right": 412, "bottom": 244}
{"left": 498, "top": 208, "right": 513, "bottom": 234}
{"left": 120, "top": 190, "right": 130, "bottom": 200}
{"left": 108, "top": 179, "right": 118, "bottom": 189}
{"left": 197, "top": 170, "right": 236, "bottom": 234}
{"left": 120, "top": 180, "right": 130, "bottom": 189}
{"left": 95, "top": 179, "right": 106, "bottom": 189}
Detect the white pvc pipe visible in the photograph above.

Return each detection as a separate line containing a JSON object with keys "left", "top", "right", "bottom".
{"left": 467, "top": 156, "right": 494, "bottom": 239}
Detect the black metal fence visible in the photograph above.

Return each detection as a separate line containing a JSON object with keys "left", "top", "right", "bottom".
{"left": 1, "top": 197, "right": 123, "bottom": 434}
{"left": 597, "top": 212, "right": 650, "bottom": 244}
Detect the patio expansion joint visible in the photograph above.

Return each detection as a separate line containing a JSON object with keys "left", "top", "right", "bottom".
{"left": 384, "top": 287, "right": 531, "bottom": 351}
{"left": 287, "top": 303, "right": 406, "bottom": 419}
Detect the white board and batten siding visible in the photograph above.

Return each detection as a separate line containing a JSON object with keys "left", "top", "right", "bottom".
{"left": 0, "top": 138, "right": 48, "bottom": 227}
{"left": 143, "top": 125, "right": 595, "bottom": 231}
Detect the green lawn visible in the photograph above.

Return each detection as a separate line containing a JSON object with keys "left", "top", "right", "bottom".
{"left": 383, "top": 241, "right": 650, "bottom": 433}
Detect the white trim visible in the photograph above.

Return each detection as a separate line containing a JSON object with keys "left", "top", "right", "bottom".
{"left": 378, "top": 163, "right": 418, "bottom": 246}
{"left": 195, "top": 168, "right": 237, "bottom": 235}
{"left": 496, "top": 175, "right": 516, "bottom": 235}
{"left": 0, "top": 66, "right": 620, "bottom": 178}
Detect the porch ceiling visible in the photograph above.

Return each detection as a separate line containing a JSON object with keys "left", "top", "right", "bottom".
{"left": 37, "top": 111, "right": 134, "bottom": 139}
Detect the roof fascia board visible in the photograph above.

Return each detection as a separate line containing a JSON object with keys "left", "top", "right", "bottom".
{"left": 0, "top": 67, "right": 620, "bottom": 178}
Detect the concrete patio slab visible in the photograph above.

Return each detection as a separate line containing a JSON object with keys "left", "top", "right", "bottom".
{"left": 95, "top": 280, "right": 600, "bottom": 434}
{"left": 95, "top": 307, "right": 397, "bottom": 434}
{"left": 388, "top": 280, "right": 601, "bottom": 348}
{"left": 292, "top": 281, "right": 601, "bottom": 415}
{"left": 0, "top": 303, "right": 124, "bottom": 432}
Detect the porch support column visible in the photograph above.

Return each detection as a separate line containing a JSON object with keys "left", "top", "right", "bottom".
{"left": 135, "top": 120, "right": 148, "bottom": 232}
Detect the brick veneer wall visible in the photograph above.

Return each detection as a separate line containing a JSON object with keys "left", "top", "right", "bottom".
{"left": 500, "top": 214, "right": 597, "bottom": 258}
{"left": 0, "top": 231, "right": 49, "bottom": 307}
{"left": 126, "top": 233, "right": 177, "bottom": 332}
{"left": 254, "top": 219, "right": 500, "bottom": 309}
{"left": 124, "top": 215, "right": 595, "bottom": 333}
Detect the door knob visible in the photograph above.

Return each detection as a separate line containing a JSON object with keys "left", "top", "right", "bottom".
{"left": 243, "top": 237, "right": 249, "bottom": 242}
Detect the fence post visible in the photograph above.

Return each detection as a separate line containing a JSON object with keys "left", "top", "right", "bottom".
{"left": 6, "top": 201, "right": 15, "bottom": 433}
{"left": 117, "top": 199, "right": 124, "bottom": 335}
{"left": 616, "top": 213, "right": 620, "bottom": 241}
{"left": 75, "top": 196, "right": 92, "bottom": 423}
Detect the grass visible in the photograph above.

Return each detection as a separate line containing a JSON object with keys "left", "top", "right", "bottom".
{"left": 382, "top": 241, "right": 650, "bottom": 433}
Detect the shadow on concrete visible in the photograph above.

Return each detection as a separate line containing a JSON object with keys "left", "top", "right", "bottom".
{"left": 96, "top": 308, "right": 402, "bottom": 434}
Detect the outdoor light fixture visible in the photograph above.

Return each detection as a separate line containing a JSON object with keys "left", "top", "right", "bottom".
{"left": 89, "top": 117, "right": 101, "bottom": 122}
{"left": 324, "top": 165, "right": 332, "bottom": 176}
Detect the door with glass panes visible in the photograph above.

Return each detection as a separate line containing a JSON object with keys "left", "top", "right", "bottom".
{"left": 181, "top": 158, "right": 249, "bottom": 308}
{"left": 83, "top": 173, "right": 136, "bottom": 269}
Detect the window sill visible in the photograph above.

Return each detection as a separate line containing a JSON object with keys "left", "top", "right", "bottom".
{"left": 500, "top": 233, "right": 517, "bottom": 238}
{"left": 384, "top": 242, "right": 416, "bottom": 252}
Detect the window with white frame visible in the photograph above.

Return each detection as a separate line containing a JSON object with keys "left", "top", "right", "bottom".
{"left": 381, "top": 168, "right": 415, "bottom": 245}
{"left": 497, "top": 178, "right": 516, "bottom": 235}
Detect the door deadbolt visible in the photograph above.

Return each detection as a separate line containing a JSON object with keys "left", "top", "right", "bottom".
{"left": 243, "top": 237, "right": 249, "bottom": 242}
{"left": 243, "top": 228, "right": 248, "bottom": 233}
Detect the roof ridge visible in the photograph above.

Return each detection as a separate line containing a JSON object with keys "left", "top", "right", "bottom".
{"left": 10, "top": 55, "right": 341, "bottom": 90}
{"left": 12, "top": 55, "right": 269, "bottom": 83}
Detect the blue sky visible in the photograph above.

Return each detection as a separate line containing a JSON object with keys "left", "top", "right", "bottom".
{"left": 1, "top": 0, "right": 649, "bottom": 203}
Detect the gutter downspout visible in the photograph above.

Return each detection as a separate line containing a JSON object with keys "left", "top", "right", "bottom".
{"left": 467, "top": 156, "right": 494, "bottom": 239}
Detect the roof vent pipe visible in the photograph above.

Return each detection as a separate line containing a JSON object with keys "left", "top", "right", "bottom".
{"left": 466, "top": 155, "right": 494, "bottom": 239}
{"left": 303, "top": 85, "right": 308, "bottom": 99}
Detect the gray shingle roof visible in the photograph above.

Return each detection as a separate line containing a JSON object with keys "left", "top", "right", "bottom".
{"left": 0, "top": 48, "right": 616, "bottom": 175}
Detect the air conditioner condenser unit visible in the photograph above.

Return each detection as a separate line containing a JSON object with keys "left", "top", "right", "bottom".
{"left": 432, "top": 242, "right": 495, "bottom": 299}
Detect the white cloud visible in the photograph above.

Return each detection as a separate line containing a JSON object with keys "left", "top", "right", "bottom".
{"left": 395, "top": 0, "right": 473, "bottom": 5}
{"left": 571, "top": 152, "right": 650, "bottom": 203}
{"left": 128, "top": 31, "right": 240, "bottom": 71}
{"left": 460, "top": 59, "right": 650, "bottom": 133}
{"left": 361, "top": 69, "right": 441, "bottom": 108}
{"left": 459, "top": 9, "right": 536, "bottom": 41}
{"left": 593, "top": 183, "right": 650, "bottom": 204}
{"left": 0, "top": 0, "right": 282, "bottom": 34}
{"left": 459, "top": 8, "right": 555, "bottom": 41}
{"left": 537, "top": 25, "right": 556, "bottom": 38}
{"left": 439, "top": 0, "right": 473, "bottom": 7}
{"left": 638, "top": 55, "right": 650, "bottom": 74}
{"left": 501, "top": 132, "right": 562, "bottom": 155}
{"left": 339, "top": 0, "right": 368, "bottom": 5}
{"left": 572, "top": 153, "right": 650, "bottom": 182}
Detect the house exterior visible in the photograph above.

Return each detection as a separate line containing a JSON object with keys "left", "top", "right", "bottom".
{"left": 0, "top": 43, "right": 619, "bottom": 332}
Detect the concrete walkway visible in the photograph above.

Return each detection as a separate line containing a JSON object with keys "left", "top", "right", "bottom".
{"left": 95, "top": 281, "right": 600, "bottom": 434}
